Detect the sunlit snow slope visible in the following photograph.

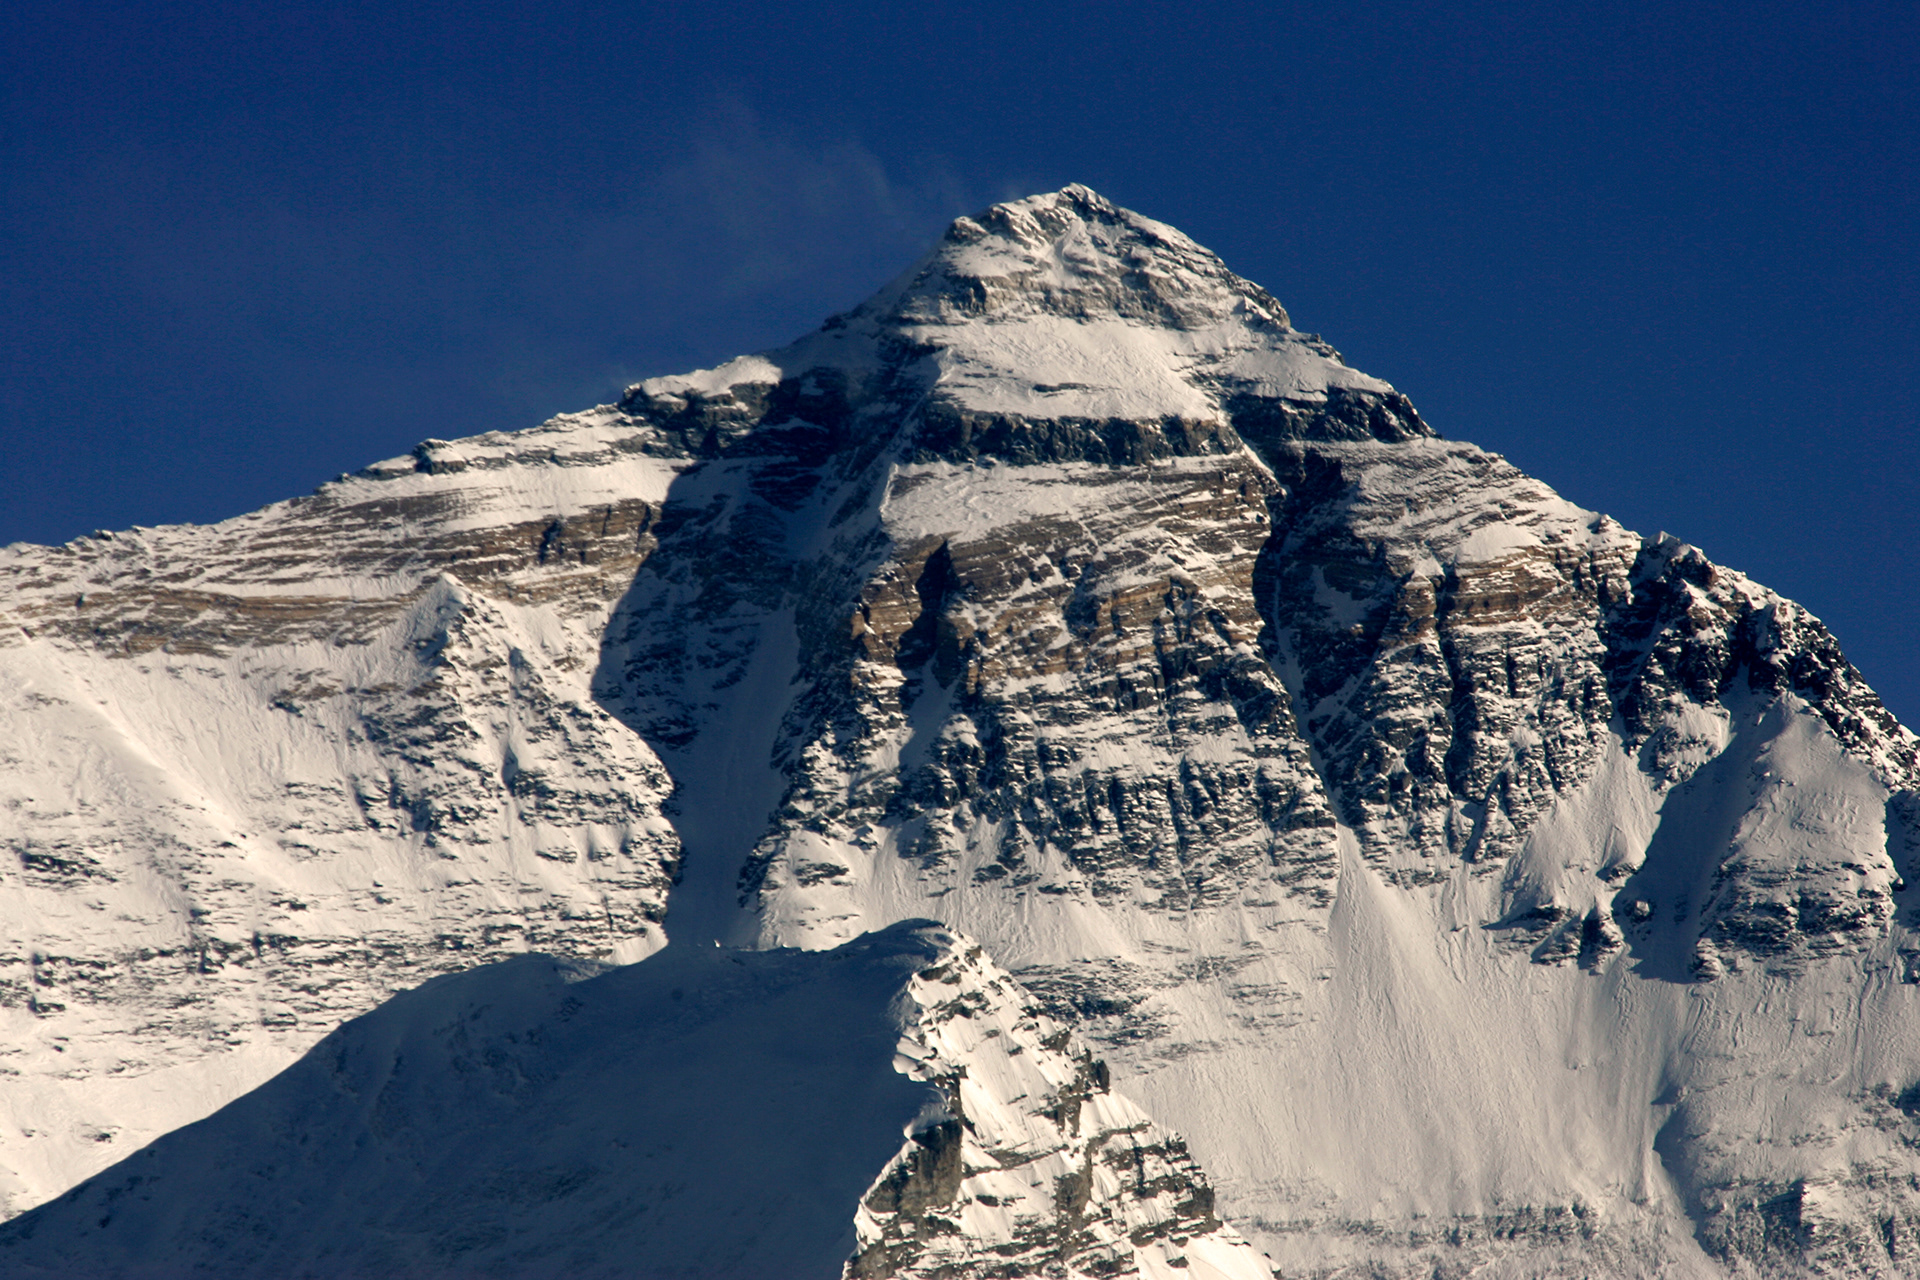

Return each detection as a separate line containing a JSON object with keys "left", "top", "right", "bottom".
{"left": 5, "top": 185, "right": 1919, "bottom": 1278}
{"left": 0, "top": 419, "right": 689, "bottom": 1213}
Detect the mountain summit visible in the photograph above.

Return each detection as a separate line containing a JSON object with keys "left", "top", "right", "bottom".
{"left": 640, "top": 184, "right": 1402, "bottom": 430}
{"left": 2, "top": 188, "right": 1918, "bottom": 1278}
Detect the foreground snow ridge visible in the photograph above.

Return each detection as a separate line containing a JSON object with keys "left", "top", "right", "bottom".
{"left": 0, "top": 922, "right": 1264, "bottom": 1279}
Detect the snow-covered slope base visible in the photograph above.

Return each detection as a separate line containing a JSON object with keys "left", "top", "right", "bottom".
{"left": 5, "top": 185, "right": 1920, "bottom": 1277}
{"left": 0, "top": 922, "right": 1267, "bottom": 1280}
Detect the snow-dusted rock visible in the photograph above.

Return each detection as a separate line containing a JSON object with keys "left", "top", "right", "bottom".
{"left": 853, "top": 929, "right": 1267, "bottom": 1280}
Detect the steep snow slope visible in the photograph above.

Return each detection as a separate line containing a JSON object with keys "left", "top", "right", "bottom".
{"left": 5, "top": 185, "right": 1919, "bottom": 1277}
{"left": 0, "top": 922, "right": 1268, "bottom": 1280}
{"left": 0, "top": 416, "right": 689, "bottom": 1214}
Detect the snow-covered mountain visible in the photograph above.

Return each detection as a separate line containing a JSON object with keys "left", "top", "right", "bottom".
{"left": 3, "top": 185, "right": 1917, "bottom": 1277}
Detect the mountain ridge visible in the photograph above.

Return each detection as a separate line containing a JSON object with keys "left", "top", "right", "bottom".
{"left": 0, "top": 922, "right": 1271, "bottom": 1279}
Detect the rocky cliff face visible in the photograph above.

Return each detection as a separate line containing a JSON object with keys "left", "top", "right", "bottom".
{"left": 4, "top": 185, "right": 1919, "bottom": 1277}
{"left": 1260, "top": 435, "right": 1916, "bottom": 973}
{"left": 851, "top": 928, "right": 1263, "bottom": 1279}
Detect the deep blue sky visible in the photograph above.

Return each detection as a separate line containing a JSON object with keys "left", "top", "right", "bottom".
{"left": 4, "top": 1, "right": 1915, "bottom": 725}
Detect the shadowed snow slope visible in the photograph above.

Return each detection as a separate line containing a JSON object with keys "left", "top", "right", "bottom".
{"left": 0, "top": 928, "right": 930, "bottom": 1279}
{"left": 0, "top": 921, "right": 1268, "bottom": 1280}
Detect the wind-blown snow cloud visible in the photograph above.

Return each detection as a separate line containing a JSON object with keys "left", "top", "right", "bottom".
{"left": 0, "top": 93, "right": 985, "bottom": 543}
